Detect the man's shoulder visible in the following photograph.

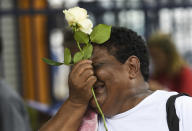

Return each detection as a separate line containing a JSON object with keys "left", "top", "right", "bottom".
{"left": 148, "top": 90, "right": 178, "bottom": 102}
{"left": 175, "top": 95, "right": 192, "bottom": 115}
{"left": 154, "top": 90, "right": 178, "bottom": 95}
{"left": 132, "top": 90, "right": 178, "bottom": 112}
{"left": 171, "top": 94, "right": 192, "bottom": 130}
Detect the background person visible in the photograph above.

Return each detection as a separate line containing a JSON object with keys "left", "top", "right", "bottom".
{"left": 148, "top": 32, "right": 192, "bottom": 96}
{"left": 0, "top": 37, "right": 31, "bottom": 131}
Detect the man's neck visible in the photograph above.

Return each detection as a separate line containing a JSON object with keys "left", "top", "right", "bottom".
{"left": 120, "top": 83, "right": 153, "bottom": 114}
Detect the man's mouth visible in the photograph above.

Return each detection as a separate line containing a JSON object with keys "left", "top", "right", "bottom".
{"left": 89, "top": 81, "right": 106, "bottom": 110}
{"left": 93, "top": 81, "right": 105, "bottom": 94}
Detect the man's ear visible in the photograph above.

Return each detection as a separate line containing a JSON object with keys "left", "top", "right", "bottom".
{"left": 124, "top": 56, "right": 140, "bottom": 79}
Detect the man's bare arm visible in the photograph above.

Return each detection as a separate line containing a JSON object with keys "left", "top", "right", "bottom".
{"left": 39, "top": 99, "right": 87, "bottom": 131}
{"left": 40, "top": 60, "right": 97, "bottom": 131}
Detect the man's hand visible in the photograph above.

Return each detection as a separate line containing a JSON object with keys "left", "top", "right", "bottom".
{"left": 68, "top": 60, "right": 97, "bottom": 105}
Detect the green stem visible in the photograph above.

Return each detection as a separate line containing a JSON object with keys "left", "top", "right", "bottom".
{"left": 73, "top": 29, "right": 107, "bottom": 130}
{"left": 74, "top": 28, "right": 83, "bottom": 53}
{"left": 91, "top": 88, "right": 108, "bottom": 131}
{"left": 77, "top": 41, "right": 82, "bottom": 52}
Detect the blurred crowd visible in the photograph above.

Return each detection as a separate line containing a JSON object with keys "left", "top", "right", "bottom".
{"left": 148, "top": 32, "right": 192, "bottom": 96}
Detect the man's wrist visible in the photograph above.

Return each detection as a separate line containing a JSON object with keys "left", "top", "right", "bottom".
{"left": 67, "top": 99, "right": 89, "bottom": 109}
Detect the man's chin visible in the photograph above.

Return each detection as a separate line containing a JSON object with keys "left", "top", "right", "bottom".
{"left": 89, "top": 97, "right": 98, "bottom": 109}
{"left": 89, "top": 105, "right": 100, "bottom": 115}
{"left": 89, "top": 96, "right": 104, "bottom": 113}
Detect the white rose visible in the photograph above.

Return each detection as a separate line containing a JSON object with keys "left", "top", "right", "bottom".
{"left": 78, "top": 19, "right": 93, "bottom": 34}
{"left": 63, "top": 7, "right": 88, "bottom": 26}
{"left": 63, "top": 7, "right": 93, "bottom": 34}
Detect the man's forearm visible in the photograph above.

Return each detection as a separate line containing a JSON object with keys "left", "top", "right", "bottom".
{"left": 40, "top": 99, "right": 88, "bottom": 131}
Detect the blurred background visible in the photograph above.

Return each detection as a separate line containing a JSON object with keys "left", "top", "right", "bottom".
{"left": 0, "top": 0, "right": 192, "bottom": 130}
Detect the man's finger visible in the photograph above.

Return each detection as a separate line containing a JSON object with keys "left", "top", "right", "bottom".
{"left": 85, "top": 76, "right": 97, "bottom": 89}
{"left": 80, "top": 69, "right": 94, "bottom": 82}
{"left": 71, "top": 60, "right": 92, "bottom": 74}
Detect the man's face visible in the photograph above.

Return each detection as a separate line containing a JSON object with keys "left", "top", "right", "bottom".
{"left": 90, "top": 46, "right": 130, "bottom": 117}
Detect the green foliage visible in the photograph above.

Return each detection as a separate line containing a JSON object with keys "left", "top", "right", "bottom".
{"left": 42, "top": 58, "right": 64, "bottom": 66}
{"left": 83, "top": 44, "right": 93, "bottom": 59}
{"left": 43, "top": 24, "right": 111, "bottom": 66}
{"left": 64, "top": 48, "right": 72, "bottom": 65}
{"left": 90, "top": 24, "right": 111, "bottom": 44}
{"left": 74, "top": 31, "right": 89, "bottom": 44}
{"left": 73, "top": 51, "right": 84, "bottom": 64}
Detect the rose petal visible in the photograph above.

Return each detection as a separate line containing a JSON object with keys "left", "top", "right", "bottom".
{"left": 63, "top": 10, "right": 75, "bottom": 25}
{"left": 78, "top": 19, "right": 93, "bottom": 34}
{"left": 68, "top": 7, "right": 88, "bottom": 22}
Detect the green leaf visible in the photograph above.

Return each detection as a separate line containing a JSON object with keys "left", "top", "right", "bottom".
{"left": 74, "top": 31, "right": 89, "bottom": 44}
{"left": 42, "top": 58, "right": 64, "bottom": 66}
{"left": 83, "top": 44, "right": 93, "bottom": 59}
{"left": 64, "top": 48, "right": 72, "bottom": 65}
{"left": 73, "top": 52, "right": 83, "bottom": 64}
{"left": 90, "top": 24, "right": 111, "bottom": 44}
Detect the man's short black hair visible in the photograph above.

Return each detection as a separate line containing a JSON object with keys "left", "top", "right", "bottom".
{"left": 100, "top": 27, "right": 149, "bottom": 81}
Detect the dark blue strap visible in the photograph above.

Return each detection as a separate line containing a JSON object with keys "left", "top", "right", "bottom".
{"left": 166, "top": 93, "right": 189, "bottom": 131}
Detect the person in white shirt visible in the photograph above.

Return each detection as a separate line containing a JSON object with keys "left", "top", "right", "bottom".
{"left": 40, "top": 27, "right": 192, "bottom": 131}
{"left": 98, "top": 90, "right": 192, "bottom": 131}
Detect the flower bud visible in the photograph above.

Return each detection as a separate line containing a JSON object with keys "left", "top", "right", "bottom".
{"left": 63, "top": 7, "right": 93, "bottom": 34}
